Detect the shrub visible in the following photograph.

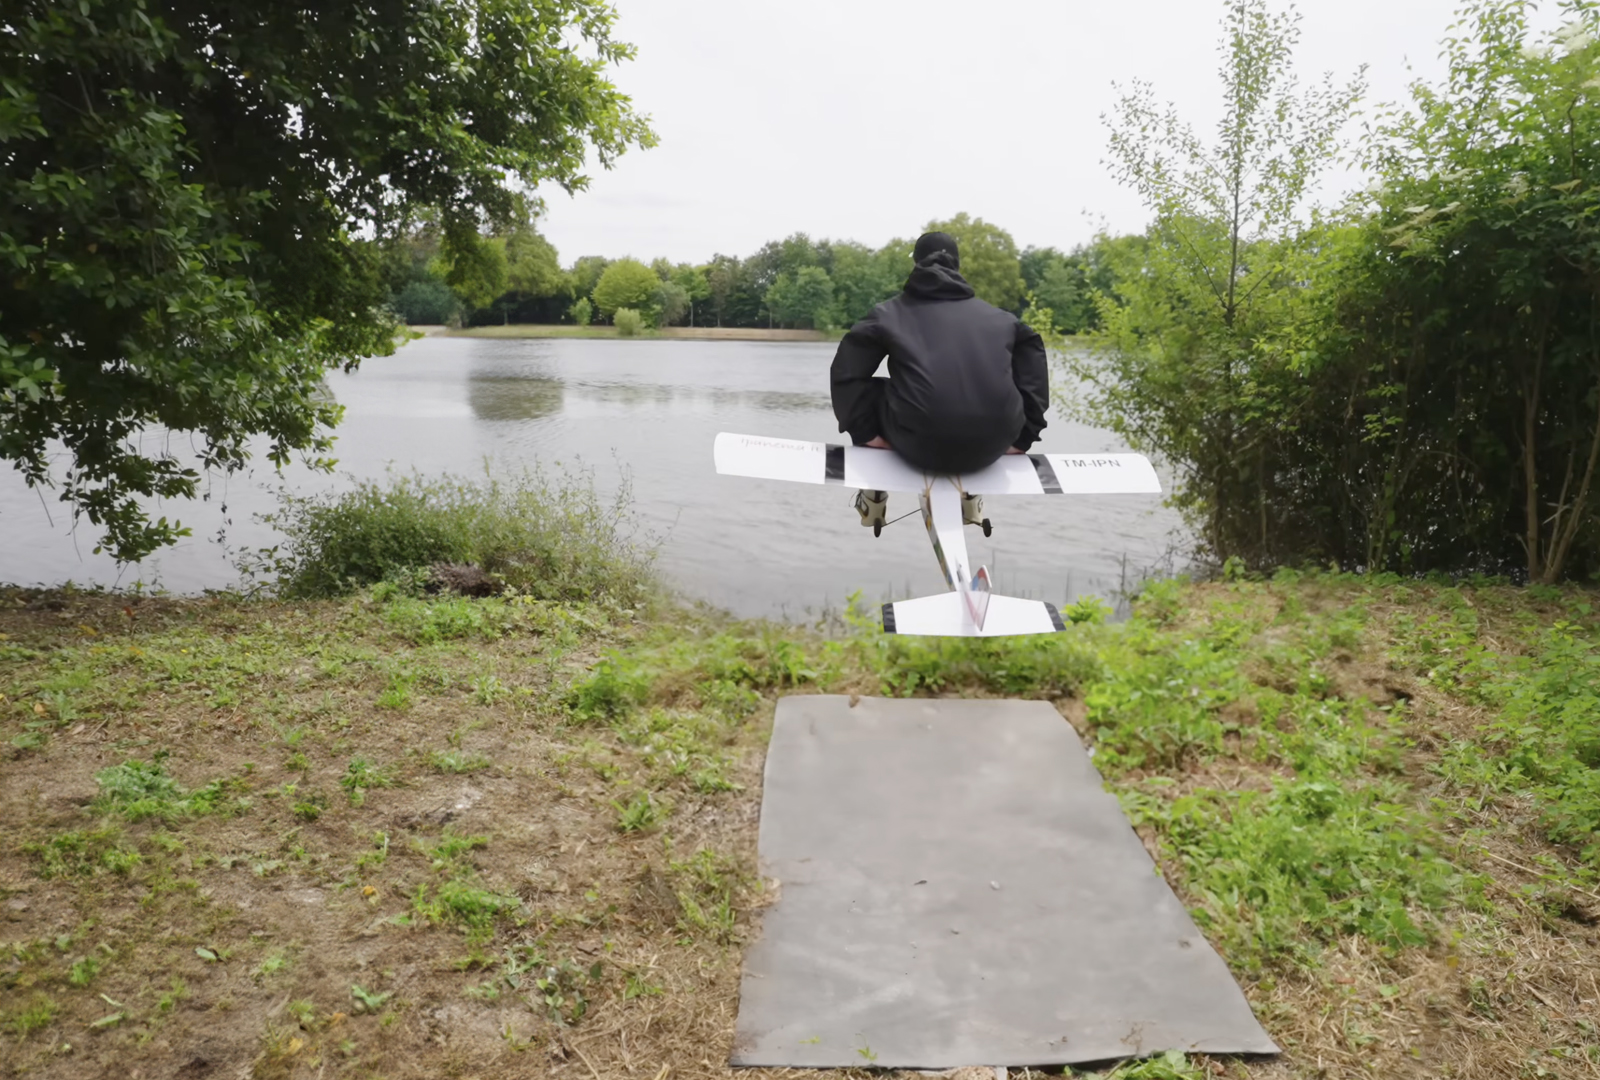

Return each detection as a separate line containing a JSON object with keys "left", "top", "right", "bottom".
{"left": 391, "top": 278, "right": 459, "bottom": 325}
{"left": 613, "top": 307, "right": 645, "bottom": 337}
{"left": 568, "top": 296, "right": 593, "bottom": 326}
{"left": 256, "top": 468, "right": 655, "bottom": 603}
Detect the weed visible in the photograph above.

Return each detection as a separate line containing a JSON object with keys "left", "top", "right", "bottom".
{"left": 68, "top": 956, "right": 100, "bottom": 987}
{"left": 355, "top": 831, "right": 390, "bottom": 871}
{"left": 349, "top": 984, "right": 393, "bottom": 1013}
{"left": 24, "top": 828, "right": 140, "bottom": 878}
{"left": 623, "top": 972, "right": 662, "bottom": 1000}
{"left": 6, "top": 994, "right": 57, "bottom": 1039}
{"left": 534, "top": 958, "right": 600, "bottom": 1025}
{"left": 471, "top": 674, "right": 506, "bottom": 705}
{"left": 93, "top": 755, "right": 240, "bottom": 822}
{"left": 261, "top": 467, "right": 655, "bottom": 604}
{"left": 411, "top": 880, "right": 522, "bottom": 931}
{"left": 421, "top": 829, "right": 488, "bottom": 871}
{"left": 429, "top": 748, "right": 491, "bottom": 774}
{"left": 155, "top": 978, "right": 188, "bottom": 1013}
{"left": 340, "top": 756, "right": 396, "bottom": 806}
{"left": 254, "top": 952, "right": 288, "bottom": 979}
{"left": 291, "top": 791, "right": 328, "bottom": 821}
{"left": 613, "top": 791, "right": 661, "bottom": 833}
{"left": 286, "top": 998, "right": 316, "bottom": 1027}
{"left": 1083, "top": 1050, "right": 1208, "bottom": 1079}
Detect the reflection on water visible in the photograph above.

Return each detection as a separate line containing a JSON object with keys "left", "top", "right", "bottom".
{"left": 0, "top": 336, "right": 1187, "bottom": 619}
{"left": 469, "top": 376, "right": 565, "bottom": 422}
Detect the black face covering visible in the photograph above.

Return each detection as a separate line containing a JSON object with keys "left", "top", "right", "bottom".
{"left": 913, "top": 231, "right": 960, "bottom": 269}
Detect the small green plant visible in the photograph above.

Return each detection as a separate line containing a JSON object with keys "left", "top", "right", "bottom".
{"left": 68, "top": 956, "right": 101, "bottom": 987}
{"left": 92, "top": 755, "right": 238, "bottom": 822}
{"left": 422, "top": 829, "right": 489, "bottom": 871}
{"left": 291, "top": 791, "right": 328, "bottom": 821}
{"left": 613, "top": 791, "right": 661, "bottom": 833}
{"left": 24, "top": 828, "right": 140, "bottom": 878}
{"left": 254, "top": 952, "right": 288, "bottom": 979}
{"left": 535, "top": 958, "right": 600, "bottom": 1024}
{"left": 429, "top": 748, "right": 491, "bottom": 774}
{"left": 286, "top": 998, "right": 316, "bottom": 1026}
{"left": 6, "top": 994, "right": 57, "bottom": 1039}
{"left": 350, "top": 985, "right": 393, "bottom": 1014}
{"left": 340, "top": 757, "right": 396, "bottom": 807}
{"left": 471, "top": 674, "right": 506, "bottom": 705}
{"left": 411, "top": 880, "right": 522, "bottom": 931}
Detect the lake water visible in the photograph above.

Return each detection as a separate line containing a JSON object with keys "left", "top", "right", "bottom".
{"left": 0, "top": 336, "right": 1187, "bottom": 619}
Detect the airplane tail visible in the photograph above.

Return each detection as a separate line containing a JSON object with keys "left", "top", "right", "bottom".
{"left": 881, "top": 592, "right": 1067, "bottom": 638}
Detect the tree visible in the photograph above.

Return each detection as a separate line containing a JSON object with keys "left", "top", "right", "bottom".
{"left": 1302, "top": 2, "right": 1600, "bottom": 581}
{"left": 652, "top": 280, "right": 690, "bottom": 327}
{"left": 828, "top": 241, "right": 903, "bottom": 326}
{"left": 504, "top": 228, "right": 568, "bottom": 303}
{"left": 765, "top": 267, "right": 835, "bottom": 330}
{"left": 671, "top": 264, "right": 710, "bottom": 326}
{"left": 442, "top": 232, "right": 508, "bottom": 313}
{"left": 592, "top": 258, "right": 660, "bottom": 321}
{"left": 923, "top": 213, "right": 1026, "bottom": 310}
{"left": 0, "top": 0, "right": 653, "bottom": 560}
{"left": 569, "top": 256, "right": 612, "bottom": 302}
{"left": 1068, "top": 0, "right": 1363, "bottom": 566}
{"left": 705, "top": 256, "right": 741, "bottom": 327}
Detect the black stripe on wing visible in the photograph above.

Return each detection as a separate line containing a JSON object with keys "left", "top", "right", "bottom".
{"left": 825, "top": 444, "right": 845, "bottom": 483}
{"left": 1045, "top": 603, "right": 1067, "bottom": 632}
{"left": 1029, "top": 454, "right": 1063, "bottom": 494}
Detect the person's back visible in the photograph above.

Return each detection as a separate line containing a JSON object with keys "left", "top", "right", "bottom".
{"left": 830, "top": 232, "right": 1049, "bottom": 479}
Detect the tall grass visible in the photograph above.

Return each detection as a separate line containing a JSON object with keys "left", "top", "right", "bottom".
{"left": 254, "top": 467, "right": 655, "bottom": 604}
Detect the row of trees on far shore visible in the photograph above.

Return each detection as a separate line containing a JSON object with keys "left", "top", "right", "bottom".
{"left": 386, "top": 212, "right": 1125, "bottom": 337}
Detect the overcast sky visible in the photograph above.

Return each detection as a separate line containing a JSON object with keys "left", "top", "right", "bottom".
{"left": 534, "top": 0, "right": 1563, "bottom": 264}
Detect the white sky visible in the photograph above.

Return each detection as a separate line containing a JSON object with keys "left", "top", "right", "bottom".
{"left": 536, "top": 0, "right": 1562, "bottom": 265}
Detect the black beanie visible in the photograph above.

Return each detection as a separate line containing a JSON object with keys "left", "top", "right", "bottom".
{"left": 913, "top": 231, "right": 960, "bottom": 269}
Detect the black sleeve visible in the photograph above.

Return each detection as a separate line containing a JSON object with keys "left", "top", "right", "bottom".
{"left": 1010, "top": 319, "right": 1050, "bottom": 451}
{"left": 830, "top": 312, "right": 888, "bottom": 444}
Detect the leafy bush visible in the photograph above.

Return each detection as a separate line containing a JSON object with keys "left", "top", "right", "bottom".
{"left": 391, "top": 278, "right": 459, "bottom": 325}
{"left": 612, "top": 307, "right": 645, "bottom": 337}
{"left": 568, "top": 296, "right": 593, "bottom": 326}
{"left": 256, "top": 468, "right": 654, "bottom": 603}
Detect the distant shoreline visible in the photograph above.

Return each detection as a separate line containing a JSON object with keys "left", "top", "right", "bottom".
{"left": 431, "top": 323, "right": 838, "bottom": 342}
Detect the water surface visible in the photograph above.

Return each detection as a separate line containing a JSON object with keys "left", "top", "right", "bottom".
{"left": 0, "top": 337, "right": 1186, "bottom": 618}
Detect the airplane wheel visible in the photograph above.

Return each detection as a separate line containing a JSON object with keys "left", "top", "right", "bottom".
{"left": 981, "top": 518, "right": 992, "bottom": 537}
{"left": 873, "top": 523, "right": 883, "bottom": 538}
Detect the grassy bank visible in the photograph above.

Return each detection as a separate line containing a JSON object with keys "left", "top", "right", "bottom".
{"left": 446, "top": 324, "right": 837, "bottom": 342}
{"left": 3, "top": 573, "right": 1598, "bottom": 1079}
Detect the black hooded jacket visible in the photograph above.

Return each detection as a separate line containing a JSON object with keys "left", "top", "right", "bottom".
{"left": 829, "top": 253, "right": 1049, "bottom": 475}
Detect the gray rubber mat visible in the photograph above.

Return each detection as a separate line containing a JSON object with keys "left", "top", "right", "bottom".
{"left": 731, "top": 695, "right": 1279, "bottom": 1069}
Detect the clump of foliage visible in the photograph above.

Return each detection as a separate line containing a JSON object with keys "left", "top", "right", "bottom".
{"left": 612, "top": 307, "right": 646, "bottom": 337}
{"left": 1, "top": 0, "right": 652, "bottom": 561}
{"left": 1069, "top": 0, "right": 1364, "bottom": 572}
{"left": 1076, "top": 0, "right": 1600, "bottom": 583}
{"left": 256, "top": 468, "right": 655, "bottom": 604}
{"left": 93, "top": 756, "right": 238, "bottom": 822}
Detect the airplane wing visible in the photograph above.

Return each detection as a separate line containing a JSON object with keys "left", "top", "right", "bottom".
{"left": 713, "top": 433, "right": 927, "bottom": 492}
{"left": 959, "top": 452, "right": 1163, "bottom": 496}
{"left": 715, "top": 433, "right": 1162, "bottom": 497}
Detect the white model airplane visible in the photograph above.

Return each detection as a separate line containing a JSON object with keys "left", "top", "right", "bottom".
{"left": 713, "top": 433, "right": 1163, "bottom": 638}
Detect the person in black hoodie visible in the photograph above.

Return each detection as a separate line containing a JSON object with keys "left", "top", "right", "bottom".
{"left": 830, "top": 231, "right": 1049, "bottom": 528}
